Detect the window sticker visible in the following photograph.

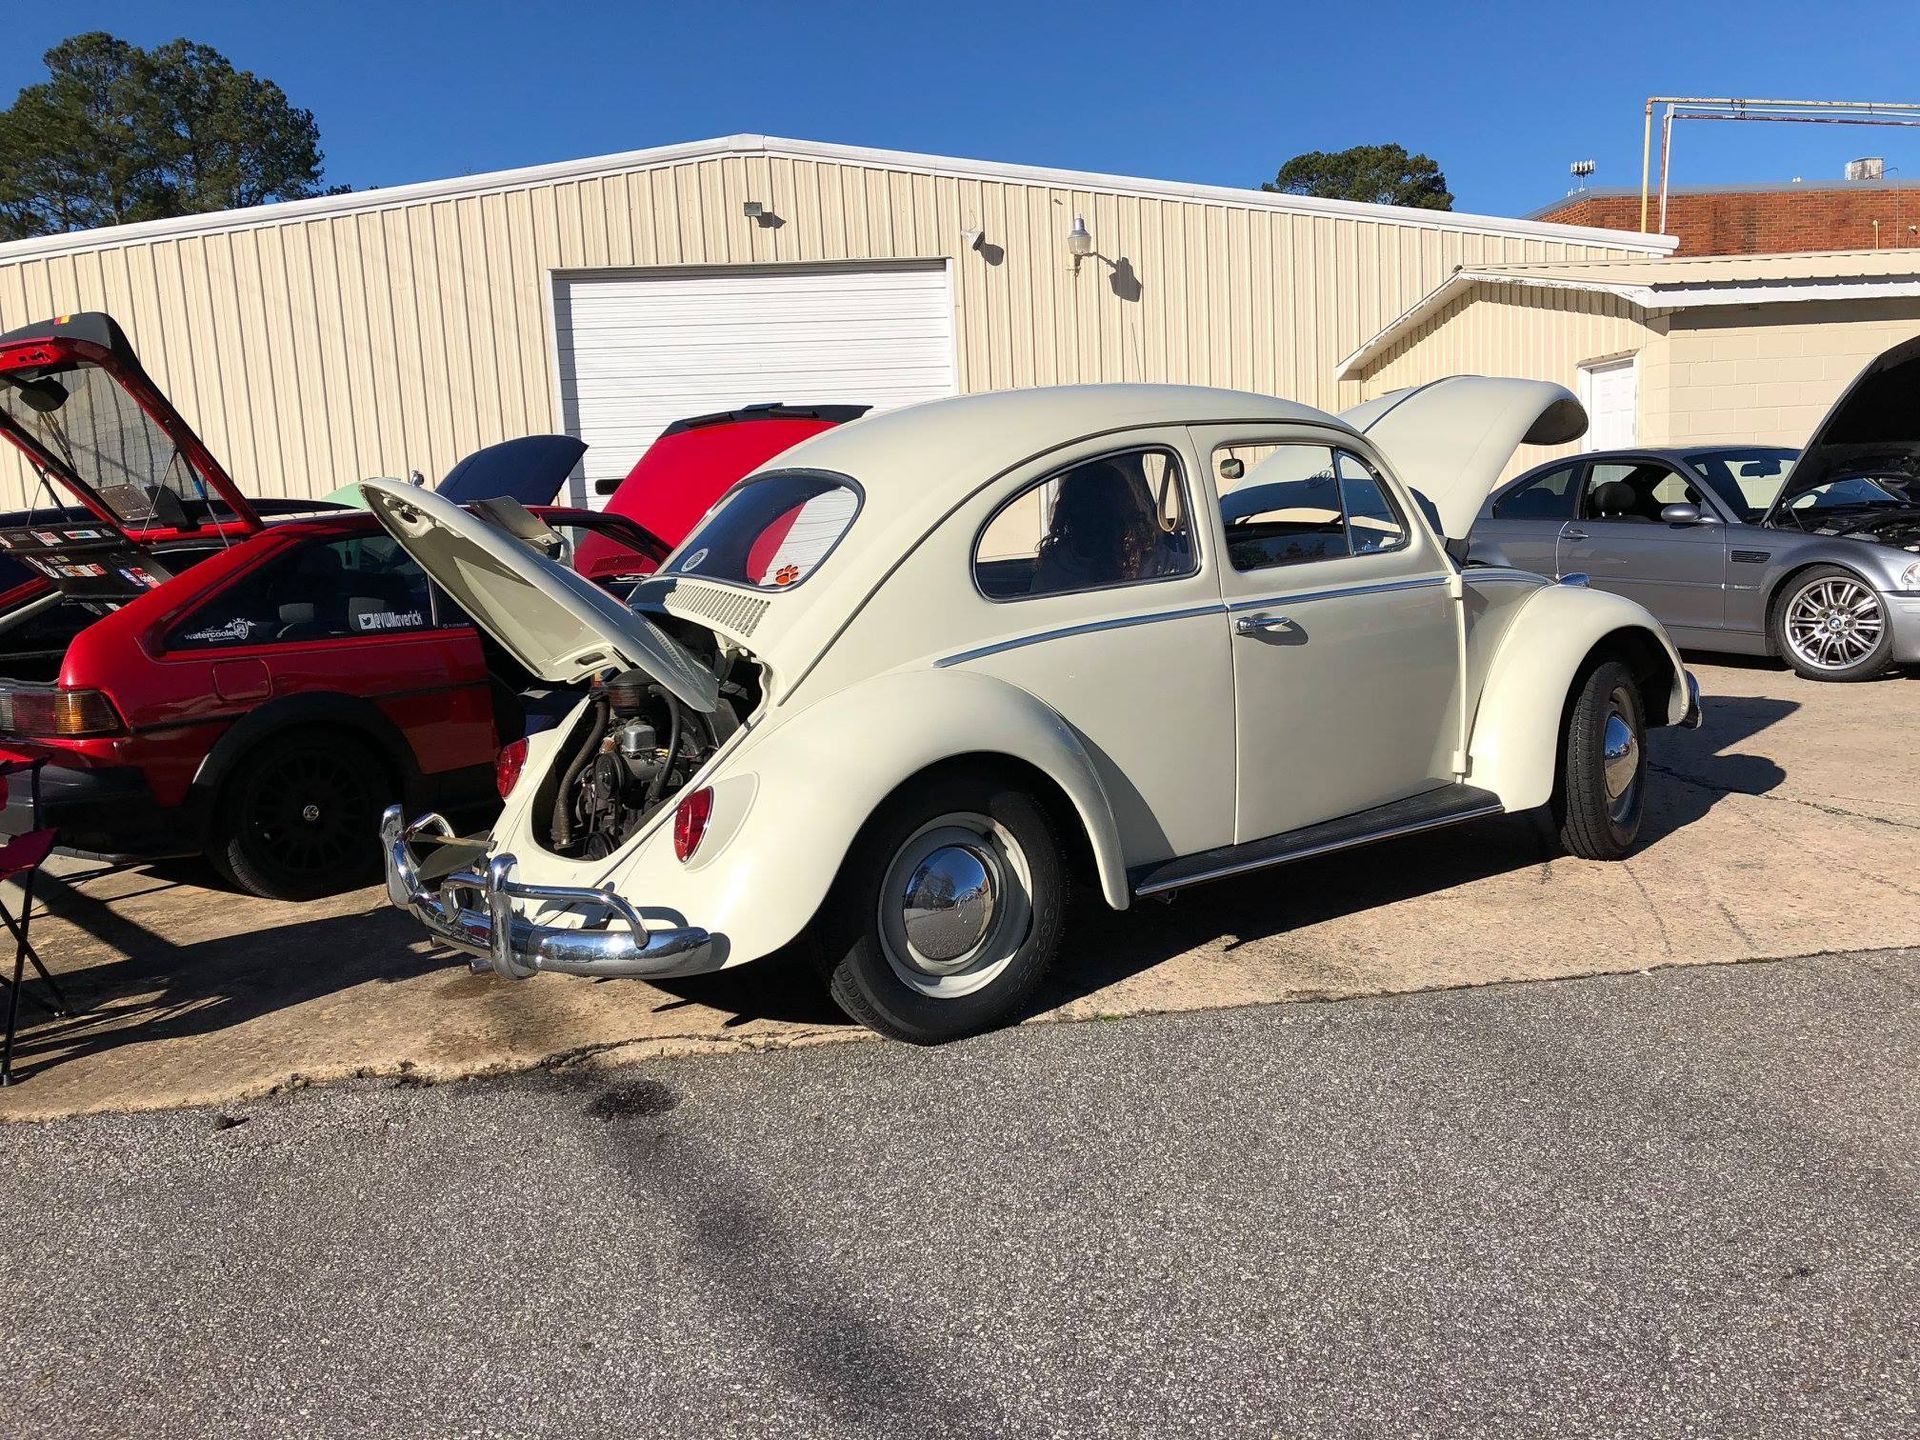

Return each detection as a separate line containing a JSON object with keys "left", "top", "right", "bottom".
{"left": 355, "top": 609, "right": 426, "bottom": 632}
{"left": 181, "top": 617, "right": 255, "bottom": 644}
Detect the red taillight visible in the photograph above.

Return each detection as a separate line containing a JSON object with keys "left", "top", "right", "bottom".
{"left": 495, "top": 737, "right": 529, "bottom": 798}
{"left": 0, "top": 687, "right": 122, "bottom": 738}
{"left": 673, "top": 786, "right": 713, "bottom": 862}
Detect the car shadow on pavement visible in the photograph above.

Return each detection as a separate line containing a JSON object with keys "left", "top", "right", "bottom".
{"left": 1027, "top": 690, "right": 1799, "bottom": 1021}
{"left": 3, "top": 874, "right": 443, "bottom": 1085}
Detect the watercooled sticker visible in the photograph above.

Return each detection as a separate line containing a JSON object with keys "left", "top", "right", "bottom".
{"left": 356, "top": 609, "right": 425, "bottom": 632}
{"left": 181, "top": 617, "right": 255, "bottom": 643}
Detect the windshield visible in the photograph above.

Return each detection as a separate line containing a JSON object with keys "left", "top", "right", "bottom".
{"left": 0, "top": 361, "right": 225, "bottom": 528}
{"left": 664, "top": 472, "right": 860, "bottom": 591}
{"left": 1683, "top": 447, "right": 1799, "bottom": 522}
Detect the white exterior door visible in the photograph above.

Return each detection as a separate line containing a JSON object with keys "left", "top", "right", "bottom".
{"left": 553, "top": 262, "right": 957, "bottom": 505}
{"left": 1579, "top": 356, "right": 1638, "bottom": 451}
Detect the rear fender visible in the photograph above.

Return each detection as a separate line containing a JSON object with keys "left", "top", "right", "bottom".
{"left": 1468, "top": 585, "right": 1688, "bottom": 812}
{"left": 584, "top": 668, "right": 1130, "bottom": 967}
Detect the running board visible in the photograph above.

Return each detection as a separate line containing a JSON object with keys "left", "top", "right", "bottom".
{"left": 1131, "top": 785, "right": 1504, "bottom": 898}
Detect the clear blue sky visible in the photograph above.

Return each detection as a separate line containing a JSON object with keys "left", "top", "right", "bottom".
{"left": 7, "top": 1, "right": 1920, "bottom": 219}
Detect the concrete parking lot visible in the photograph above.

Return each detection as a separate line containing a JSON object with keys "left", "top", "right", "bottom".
{"left": 2, "top": 656, "right": 1916, "bottom": 1121}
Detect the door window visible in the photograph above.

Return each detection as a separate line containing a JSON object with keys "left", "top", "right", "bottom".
{"left": 1492, "top": 463, "right": 1580, "bottom": 520}
{"left": 1581, "top": 461, "right": 1705, "bottom": 524}
{"left": 170, "top": 534, "right": 435, "bottom": 648}
{"left": 1213, "top": 443, "right": 1409, "bottom": 573}
{"left": 974, "top": 448, "right": 1195, "bottom": 600}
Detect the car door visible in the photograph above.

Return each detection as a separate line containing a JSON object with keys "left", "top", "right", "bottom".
{"left": 1473, "top": 460, "right": 1581, "bottom": 575}
{"left": 1194, "top": 426, "right": 1460, "bottom": 845}
{"left": 1557, "top": 457, "right": 1728, "bottom": 635}
{"left": 165, "top": 532, "right": 499, "bottom": 776}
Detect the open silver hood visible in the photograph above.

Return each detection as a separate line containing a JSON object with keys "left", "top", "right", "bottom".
{"left": 1342, "top": 377, "right": 1587, "bottom": 540}
{"left": 1766, "top": 333, "right": 1920, "bottom": 523}
{"left": 361, "top": 477, "right": 719, "bottom": 712}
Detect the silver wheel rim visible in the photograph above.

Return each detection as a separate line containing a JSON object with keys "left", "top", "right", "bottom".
{"left": 1602, "top": 685, "right": 1641, "bottom": 824}
{"left": 877, "top": 812, "right": 1032, "bottom": 999}
{"left": 1784, "top": 577, "right": 1883, "bottom": 671}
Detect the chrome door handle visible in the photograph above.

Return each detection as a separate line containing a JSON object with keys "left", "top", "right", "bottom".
{"left": 1234, "top": 613, "right": 1295, "bottom": 636}
{"left": 1563, "top": 527, "right": 1589, "bottom": 540}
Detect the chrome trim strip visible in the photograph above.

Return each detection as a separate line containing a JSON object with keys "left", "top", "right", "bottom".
{"left": 935, "top": 603, "right": 1222, "bottom": 668}
{"left": 1133, "top": 799, "right": 1505, "bottom": 897}
{"left": 1224, "top": 574, "right": 1447, "bottom": 612}
{"left": 938, "top": 575, "right": 1455, "bottom": 667}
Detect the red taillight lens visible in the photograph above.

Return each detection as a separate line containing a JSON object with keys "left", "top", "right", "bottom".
{"left": 0, "top": 687, "right": 122, "bottom": 738}
{"left": 495, "top": 737, "right": 529, "bottom": 798}
{"left": 673, "top": 786, "right": 714, "bottom": 862}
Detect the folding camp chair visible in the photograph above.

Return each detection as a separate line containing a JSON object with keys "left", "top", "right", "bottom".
{"left": 0, "top": 754, "right": 66, "bottom": 1086}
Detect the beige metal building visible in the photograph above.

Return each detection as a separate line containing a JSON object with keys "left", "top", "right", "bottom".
{"left": 0, "top": 133, "right": 1668, "bottom": 510}
{"left": 1341, "top": 249, "right": 1920, "bottom": 468}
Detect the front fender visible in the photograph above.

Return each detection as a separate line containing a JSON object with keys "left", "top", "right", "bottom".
{"left": 577, "top": 668, "right": 1130, "bottom": 967}
{"left": 1469, "top": 585, "right": 1689, "bottom": 813}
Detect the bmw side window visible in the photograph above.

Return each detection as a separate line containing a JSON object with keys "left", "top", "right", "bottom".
{"left": 170, "top": 535, "right": 434, "bottom": 648}
{"left": 1213, "top": 443, "right": 1409, "bottom": 572}
{"left": 973, "top": 448, "right": 1196, "bottom": 600}
{"left": 1493, "top": 463, "right": 1580, "bottom": 520}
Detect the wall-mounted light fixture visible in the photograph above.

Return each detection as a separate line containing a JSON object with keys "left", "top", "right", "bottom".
{"left": 742, "top": 200, "right": 765, "bottom": 220}
{"left": 960, "top": 227, "right": 985, "bottom": 251}
{"left": 1066, "top": 213, "right": 1094, "bottom": 271}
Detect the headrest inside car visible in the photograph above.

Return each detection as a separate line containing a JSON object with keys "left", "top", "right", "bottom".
{"left": 1591, "top": 480, "right": 1638, "bottom": 516}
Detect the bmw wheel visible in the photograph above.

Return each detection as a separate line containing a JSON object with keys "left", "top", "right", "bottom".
{"left": 818, "top": 770, "right": 1065, "bottom": 1043}
{"left": 1773, "top": 565, "right": 1893, "bottom": 682}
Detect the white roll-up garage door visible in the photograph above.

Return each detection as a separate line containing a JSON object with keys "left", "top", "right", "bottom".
{"left": 553, "top": 262, "right": 956, "bottom": 505}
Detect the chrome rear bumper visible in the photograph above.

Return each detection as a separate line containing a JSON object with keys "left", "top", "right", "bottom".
{"left": 380, "top": 806, "right": 714, "bottom": 980}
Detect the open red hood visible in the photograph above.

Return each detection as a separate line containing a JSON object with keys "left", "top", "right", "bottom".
{"left": 0, "top": 312, "right": 261, "bottom": 544}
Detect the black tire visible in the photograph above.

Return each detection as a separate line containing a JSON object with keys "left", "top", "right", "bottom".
{"left": 1770, "top": 565, "right": 1893, "bottom": 682}
{"left": 209, "top": 730, "right": 394, "bottom": 900}
{"left": 1554, "top": 658, "right": 1646, "bottom": 862}
{"left": 816, "top": 770, "right": 1066, "bottom": 1044}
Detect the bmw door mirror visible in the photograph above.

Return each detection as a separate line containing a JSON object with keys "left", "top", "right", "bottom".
{"left": 1660, "top": 502, "right": 1705, "bottom": 525}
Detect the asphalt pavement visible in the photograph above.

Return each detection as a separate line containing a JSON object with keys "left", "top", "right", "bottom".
{"left": 4, "top": 949, "right": 1916, "bottom": 1439}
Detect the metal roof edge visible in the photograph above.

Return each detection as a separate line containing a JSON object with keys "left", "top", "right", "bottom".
{"left": 0, "top": 133, "right": 1679, "bottom": 264}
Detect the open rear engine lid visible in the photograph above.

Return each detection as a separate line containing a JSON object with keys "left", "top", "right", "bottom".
{"left": 361, "top": 476, "right": 719, "bottom": 711}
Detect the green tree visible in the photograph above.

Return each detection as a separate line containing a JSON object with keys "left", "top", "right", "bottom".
{"left": 0, "top": 32, "right": 330, "bottom": 240}
{"left": 1263, "top": 143, "right": 1453, "bottom": 211}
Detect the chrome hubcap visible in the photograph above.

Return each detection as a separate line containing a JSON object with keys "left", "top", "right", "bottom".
{"left": 1602, "top": 686, "right": 1641, "bottom": 824}
{"left": 900, "top": 844, "right": 998, "bottom": 971}
{"left": 877, "top": 813, "right": 1033, "bottom": 999}
{"left": 301, "top": 803, "right": 322, "bottom": 823}
{"left": 1602, "top": 713, "right": 1638, "bottom": 800}
{"left": 1785, "top": 578, "right": 1883, "bottom": 671}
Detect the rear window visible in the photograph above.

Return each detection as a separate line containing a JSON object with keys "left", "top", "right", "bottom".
{"left": 667, "top": 472, "right": 860, "bottom": 591}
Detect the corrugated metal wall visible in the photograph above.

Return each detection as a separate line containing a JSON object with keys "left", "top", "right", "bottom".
{"left": 0, "top": 147, "right": 1656, "bottom": 509}
{"left": 1356, "top": 281, "right": 1660, "bottom": 469}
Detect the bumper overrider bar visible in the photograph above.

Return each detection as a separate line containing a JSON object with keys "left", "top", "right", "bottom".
{"left": 380, "top": 805, "right": 713, "bottom": 980}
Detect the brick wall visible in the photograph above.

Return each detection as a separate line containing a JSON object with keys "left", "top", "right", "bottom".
{"left": 1537, "top": 189, "right": 1920, "bottom": 256}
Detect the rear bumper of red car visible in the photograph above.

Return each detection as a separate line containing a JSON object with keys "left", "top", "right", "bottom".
{"left": 0, "top": 761, "right": 193, "bottom": 858}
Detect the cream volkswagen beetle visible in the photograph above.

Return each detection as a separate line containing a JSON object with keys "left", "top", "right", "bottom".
{"left": 369, "top": 380, "right": 1701, "bottom": 1042}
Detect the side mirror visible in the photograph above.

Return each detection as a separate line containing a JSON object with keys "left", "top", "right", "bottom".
{"left": 1660, "top": 502, "right": 1705, "bottom": 525}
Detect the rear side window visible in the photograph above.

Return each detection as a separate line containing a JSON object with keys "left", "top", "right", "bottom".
{"left": 170, "top": 534, "right": 434, "bottom": 648}
{"left": 974, "top": 448, "right": 1195, "bottom": 600}
{"left": 1493, "top": 464, "right": 1579, "bottom": 520}
{"left": 668, "top": 472, "right": 859, "bottom": 591}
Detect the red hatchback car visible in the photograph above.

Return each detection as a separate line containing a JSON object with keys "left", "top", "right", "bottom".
{"left": 0, "top": 314, "right": 687, "bottom": 898}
